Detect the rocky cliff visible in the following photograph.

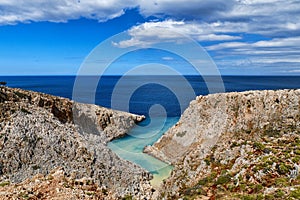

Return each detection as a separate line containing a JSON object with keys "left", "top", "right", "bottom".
{"left": 0, "top": 86, "right": 153, "bottom": 199}
{"left": 146, "top": 89, "right": 300, "bottom": 199}
{"left": 2, "top": 86, "right": 300, "bottom": 199}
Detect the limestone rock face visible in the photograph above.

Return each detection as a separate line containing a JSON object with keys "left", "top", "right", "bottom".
{"left": 0, "top": 86, "right": 151, "bottom": 199}
{"left": 2, "top": 86, "right": 300, "bottom": 199}
{"left": 73, "top": 102, "right": 145, "bottom": 143}
{"left": 146, "top": 89, "right": 300, "bottom": 198}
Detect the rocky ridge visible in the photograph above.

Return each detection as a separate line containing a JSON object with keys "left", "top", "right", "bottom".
{"left": 145, "top": 89, "right": 300, "bottom": 199}
{"left": 0, "top": 86, "right": 152, "bottom": 199}
{"left": 2, "top": 86, "right": 300, "bottom": 199}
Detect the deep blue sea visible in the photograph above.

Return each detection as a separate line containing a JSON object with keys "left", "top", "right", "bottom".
{"left": 1, "top": 76, "right": 300, "bottom": 117}
{"left": 2, "top": 75, "right": 300, "bottom": 185}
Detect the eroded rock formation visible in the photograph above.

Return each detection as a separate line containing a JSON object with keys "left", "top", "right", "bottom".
{"left": 2, "top": 86, "right": 300, "bottom": 199}
{"left": 146, "top": 89, "right": 300, "bottom": 199}
{"left": 0, "top": 86, "right": 152, "bottom": 199}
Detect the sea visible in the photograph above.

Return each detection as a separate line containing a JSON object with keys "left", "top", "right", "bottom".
{"left": 1, "top": 75, "right": 300, "bottom": 185}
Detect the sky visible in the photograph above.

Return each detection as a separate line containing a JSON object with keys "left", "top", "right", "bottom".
{"left": 0, "top": 0, "right": 300, "bottom": 75}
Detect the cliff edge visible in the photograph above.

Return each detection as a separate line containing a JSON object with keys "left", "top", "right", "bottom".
{"left": 145, "top": 89, "right": 300, "bottom": 199}
{"left": 2, "top": 86, "right": 300, "bottom": 199}
{"left": 0, "top": 86, "right": 152, "bottom": 199}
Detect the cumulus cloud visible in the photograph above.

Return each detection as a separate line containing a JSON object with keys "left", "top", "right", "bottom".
{"left": 1, "top": 0, "right": 300, "bottom": 74}
{"left": 113, "top": 20, "right": 242, "bottom": 48}
{"left": 205, "top": 36, "right": 300, "bottom": 73}
{"left": 137, "top": 0, "right": 235, "bottom": 20}
{"left": 1, "top": 0, "right": 299, "bottom": 40}
{"left": 0, "top": 0, "right": 137, "bottom": 24}
{"left": 138, "top": 0, "right": 300, "bottom": 38}
{"left": 207, "top": 37, "right": 300, "bottom": 53}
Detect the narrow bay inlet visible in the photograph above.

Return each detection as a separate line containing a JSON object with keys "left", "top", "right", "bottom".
{"left": 1, "top": 85, "right": 300, "bottom": 199}
{"left": 1, "top": 0, "right": 300, "bottom": 199}
{"left": 108, "top": 117, "right": 178, "bottom": 186}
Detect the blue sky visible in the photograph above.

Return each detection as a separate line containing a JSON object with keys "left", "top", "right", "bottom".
{"left": 0, "top": 0, "right": 299, "bottom": 75}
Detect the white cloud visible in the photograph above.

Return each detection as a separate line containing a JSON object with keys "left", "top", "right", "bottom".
{"left": 114, "top": 20, "right": 242, "bottom": 48}
{"left": 137, "top": 0, "right": 300, "bottom": 38}
{"left": 206, "top": 42, "right": 247, "bottom": 51}
{"left": 1, "top": 0, "right": 300, "bottom": 74}
{"left": 254, "top": 37, "right": 300, "bottom": 48}
{"left": 207, "top": 37, "right": 300, "bottom": 51}
{"left": 137, "top": 0, "right": 235, "bottom": 20}
{"left": 205, "top": 36, "right": 300, "bottom": 73}
{"left": 1, "top": 0, "right": 299, "bottom": 40}
{"left": 0, "top": 0, "right": 137, "bottom": 24}
{"left": 285, "top": 69, "right": 300, "bottom": 73}
{"left": 162, "top": 56, "right": 174, "bottom": 60}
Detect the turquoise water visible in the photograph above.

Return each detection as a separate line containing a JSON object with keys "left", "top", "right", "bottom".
{"left": 108, "top": 117, "right": 179, "bottom": 186}
{"left": 4, "top": 76, "right": 300, "bottom": 185}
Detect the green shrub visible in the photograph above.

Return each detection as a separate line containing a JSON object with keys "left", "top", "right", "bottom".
{"left": 274, "top": 189, "right": 285, "bottom": 198}
{"left": 198, "top": 177, "right": 210, "bottom": 186}
{"left": 0, "top": 181, "right": 10, "bottom": 187}
{"left": 122, "top": 195, "right": 133, "bottom": 200}
{"left": 215, "top": 174, "right": 231, "bottom": 185}
{"left": 277, "top": 163, "right": 290, "bottom": 175}
{"left": 14, "top": 91, "right": 27, "bottom": 99}
{"left": 32, "top": 165, "right": 40, "bottom": 170}
{"left": 291, "top": 187, "right": 300, "bottom": 199}
{"left": 253, "top": 142, "right": 266, "bottom": 151}
{"left": 241, "top": 194, "right": 256, "bottom": 200}
{"left": 275, "top": 177, "right": 289, "bottom": 187}
{"left": 21, "top": 108, "right": 32, "bottom": 114}
{"left": 176, "top": 131, "right": 187, "bottom": 137}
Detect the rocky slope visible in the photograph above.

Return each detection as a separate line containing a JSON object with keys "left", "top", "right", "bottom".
{"left": 0, "top": 86, "right": 153, "bottom": 199}
{"left": 145, "top": 89, "right": 300, "bottom": 199}
{"left": 0, "top": 168, "right": 107, "bottom": 200}
{"left": 2, "top": 86, "right": 300, "bottom": 199}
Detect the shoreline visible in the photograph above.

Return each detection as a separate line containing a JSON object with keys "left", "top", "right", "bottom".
{"left": 107, "top": 116, "right": 179, "bottom": 187}
{"left": 1, "top": 86, "right": 300, "bottom": 199}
